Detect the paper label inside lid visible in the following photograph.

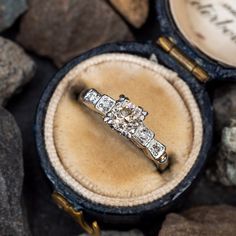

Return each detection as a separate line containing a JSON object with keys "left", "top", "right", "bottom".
{"left": 170, "top": 0, "right": 236, "bottom": 67}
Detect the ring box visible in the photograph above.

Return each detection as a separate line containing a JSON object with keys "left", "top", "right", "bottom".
{"left": 35, "top": 0, "right": 236, "bottom": 234}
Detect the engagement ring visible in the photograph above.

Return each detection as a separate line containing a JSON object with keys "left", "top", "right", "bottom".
{"left": 78, "top": 89, "right": 169, "bottom": 171}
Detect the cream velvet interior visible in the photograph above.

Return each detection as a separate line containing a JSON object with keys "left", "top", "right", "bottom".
{"left": 170, "top": 0, "right": 236, "bottom": 67}
{"left": 44, "top": 53, "right": 203, "bottom": 207}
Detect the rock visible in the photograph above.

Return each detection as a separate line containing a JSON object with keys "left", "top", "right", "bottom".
{"left": 206, "top": 83, "right": 236, "bottom": 186}
{"left": 207, "top": 119, "right": 236, "bottom": 186}
{"left": 0, "top": 0, "right": 27, "bottom": 32}
{"left": 213, "top": 83, "right": 236, "bottom": 133}
{"left": 109, "top": 0, "right": 149, "bottom": 28}
{"left": 159, "top": 205, "right": 236, "bottom": 236}
{"left": 0, "top": 37, "right": 36, "bottom": 106}
{"left": 17, "top": 0, "right": 133, "bottom": 67}
{"left": 80, "top": 230, "right": 143, "bottom": 236}
{"left": 0, "top": 107, "right": 30, "bottom": 236}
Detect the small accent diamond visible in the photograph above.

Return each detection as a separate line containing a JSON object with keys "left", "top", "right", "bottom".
{"left": 95, "top": 95, "right": 116, "bottom": 114}
{"left": 147, "top": 139, "right": 166, "bottom": 160}
{"left": 133, "top": 125, "right": 154, "bottom": 146}
{"left": 84, "top": 89, "right": 101, "bottom": 105}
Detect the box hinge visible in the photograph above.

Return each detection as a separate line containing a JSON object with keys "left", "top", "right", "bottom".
{"left": 52, "top": 192, "right": 100, "bottom": 236}
{"left": 157, "top": 37, "right": 209, "bottom": 83}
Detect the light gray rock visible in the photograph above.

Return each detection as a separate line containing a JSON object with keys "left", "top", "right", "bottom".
{"left": 0, "top": 37, "right": 36, "bottom": 105}
{"left": 207, "top": 119, "right": 236, "bottom": 186}
{"left": 17, "top": 0, "right": 133, "bottom": 67}
{"left": 213, "top": 83, "right": 236, "bottom": 133}
{"left": 0, "top": 0, "right": 27, "bottom": 32}
{"left": 206, "top": 83, "right": 236, "bottom": 186}
{"left": 0, "top": 107, "right": 30, "bottom": 236}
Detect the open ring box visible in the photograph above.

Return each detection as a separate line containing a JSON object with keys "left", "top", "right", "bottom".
{"left": 35, "top": 0, "right": 236, "bottom": 234}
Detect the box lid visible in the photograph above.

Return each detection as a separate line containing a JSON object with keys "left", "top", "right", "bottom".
{"left": 156, "top": 0, "right": 236, "bottom": 81}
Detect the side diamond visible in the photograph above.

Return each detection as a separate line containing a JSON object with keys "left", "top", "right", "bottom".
{"left": 147, "top": 139, "right": 166, "bottom": 160}
{"left": 133, "top": 125, "right": 154, "bottom": 146}
{"left": 96, "top": 95, "right": 115, "bottom": 114}
{"left": 84, "top": 89, "right": 101, "bottom": 105}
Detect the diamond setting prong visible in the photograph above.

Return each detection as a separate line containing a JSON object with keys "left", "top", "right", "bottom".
{"left": 142, "top": 111, "right": 148, "bottom": 116}
{"left": 119, "top": 95, "right": 127, "bottom": 101}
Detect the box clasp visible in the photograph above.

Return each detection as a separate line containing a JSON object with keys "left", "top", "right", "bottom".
{"left": 157, "top": 37, "right": 209, "bottom": 83}
{"left": 52, "top": 192, "right": 100, "bottom": 236}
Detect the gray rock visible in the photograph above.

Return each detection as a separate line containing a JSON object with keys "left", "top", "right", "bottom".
{"left": 0, "top": 107, "right": 30, "bottom": 236}
{"left": 17, "top": 0, "right": 133, "bottom": 67}
{"left": 206, "top": 83, "right": 236, "bottom": 186}
{"left": 207, "top": 119, "right": 236, "bottom": 186}
{"left": 159, "top": 205, "right": 236, "bottom": 236}
{"left": 213, "top": 83, "right": 236, "bottom": 133}
{"left": 0, "top": 37, "right": 36, "bottom": 106}
{"left": 0, "top": 0, "right": 27, "bottom": 32}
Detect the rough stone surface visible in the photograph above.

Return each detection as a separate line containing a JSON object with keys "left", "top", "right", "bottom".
{"left": 159, "top": 205, "right": 236, "bottom": 236}
{"left": 109, "top": 0, "right": 149, "bottom": 28}
{"left": 0, "top": 0, "right": 27, "bottom": 32}
{"left": 207, "top": 119, "right": 236, "bottom": 186}
{"left": 17, "top": 0, "right": 133, "bottom": 67}
{"left": 213, "top": 83, "right": 236, "bottom": 133}
{"left": 0, "top": 37, "right": 36, "bottom": 106}
{"left": 0, "top": 107, "right": 30, "bottom": 236}
{"left": 205, "top": 83, "right": 236, "bottom": 186}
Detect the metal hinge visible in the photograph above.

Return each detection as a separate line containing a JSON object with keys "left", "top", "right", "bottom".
{"left": 52, "top": 192, "right": 101, "bottom": 236}
{"left": 157, "top": 37, "right": 209, "bottom": 83}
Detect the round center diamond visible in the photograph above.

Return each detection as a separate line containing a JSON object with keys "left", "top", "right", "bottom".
{"left": 104, "top": 97, "right": 147, "bottom": 138}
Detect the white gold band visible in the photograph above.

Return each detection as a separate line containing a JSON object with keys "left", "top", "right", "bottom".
{"left": 79, "top": 88, "right": 169, "bottom": 171}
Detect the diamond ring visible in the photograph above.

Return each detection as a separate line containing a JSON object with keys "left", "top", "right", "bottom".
{"left": 78, "top": 89, "right": 169, "bottom": 171}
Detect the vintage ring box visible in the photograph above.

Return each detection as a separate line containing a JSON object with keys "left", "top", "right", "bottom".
{"left": 35, "top": 1, "right": 236, "bottom": 235}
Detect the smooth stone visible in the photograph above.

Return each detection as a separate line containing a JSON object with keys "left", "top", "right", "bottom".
{"left": 0, "top": 107, "right": 31, "bottom": 236}
{"left": 17, "top": 0, "right": 133, "bottom": 67}
{"left": 0, "top": 37, "right": 36, "bottom": 105}
{"left": 0, "top": 0, "right": 27, "bottom": 32}
{"left": 159, "top": 205, "right": 236, "bottom": 236}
